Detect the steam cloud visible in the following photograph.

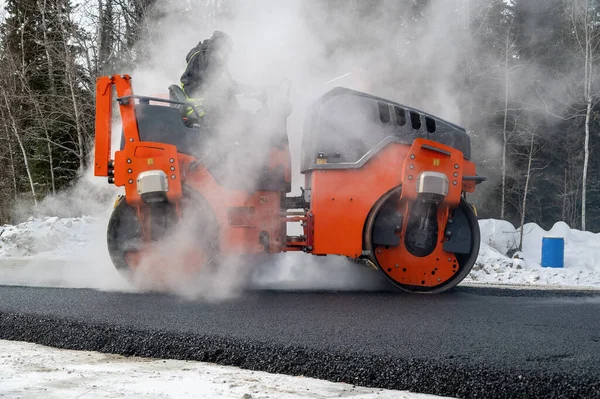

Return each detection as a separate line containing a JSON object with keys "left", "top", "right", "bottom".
{"left": 3, "top": 0, "right": 502, "bottom": 299}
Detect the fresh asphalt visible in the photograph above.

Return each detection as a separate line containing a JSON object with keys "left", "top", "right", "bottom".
{"left": 1, "top": 284, "right": 599, "bottom": 399}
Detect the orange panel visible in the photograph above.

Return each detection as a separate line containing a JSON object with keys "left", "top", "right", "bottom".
{"left": 184, "top": 164, "right": 283, "bottom": 256}
{"left": 113, "top": 142, "right": 182, "bottom": 205}
{"left": 399, "top": 139, "right": 464, "bottom": 208}
{"left": 310, "top": 143, "right": 409, "bottom": 257}
{"left": 309, "top": 138, "right": 475, "bottom": 259}
{"left": 94, "top": 76, "right": 114, "bottom": 177}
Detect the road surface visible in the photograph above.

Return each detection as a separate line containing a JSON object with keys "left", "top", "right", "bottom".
{"left": 1, "top": 285, "right": 599, "bottom": 398}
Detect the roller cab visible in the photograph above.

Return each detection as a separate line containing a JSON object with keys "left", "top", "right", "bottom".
{"left": 298, "top": 88, "right": 483, "bottom": 293}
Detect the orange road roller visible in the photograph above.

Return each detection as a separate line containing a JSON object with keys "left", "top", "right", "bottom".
{"left": 94, "top": 74, "right": 485, "bottom": 293}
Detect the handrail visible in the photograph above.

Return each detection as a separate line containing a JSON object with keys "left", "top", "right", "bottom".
{"left": 463, "top": 175, "right": 487, "bottom": 184}
{"left": 116, "top": 95, "right": 204, "bottom": 122}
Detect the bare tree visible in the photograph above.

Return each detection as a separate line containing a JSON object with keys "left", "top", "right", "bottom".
{"left": 38, "top": 0, "right": 58, "bottom": 96}
{"left": 0, "top": 116, "right": 18, "bottom": 202}
{"left": 500, "top": 19, "right": 513, "bottom": 220}
{"left": 56, "top": 4, "right": 86, "bottom": 175}
{"left": 566, "top": 0, "right": 600, "bottom": 230}
{"left": 1, "top": 88, "right": 37, "bottom": 206}
{"left": 516, "top": 129, "right": 546, "bottom": 250}
{"left": 11, "top": 60, "right": 58, "bottom": 194}
{"left": 98, "top": 0, "right": 115, "bottom": 73}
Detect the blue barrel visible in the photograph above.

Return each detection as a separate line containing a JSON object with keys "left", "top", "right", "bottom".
{"left": 541, "top": 237, "right": 564, "bottom": 268}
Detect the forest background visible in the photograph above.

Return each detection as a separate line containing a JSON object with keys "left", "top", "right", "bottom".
{"left": 1, "top": 0, "right": 599, "bottom": 235}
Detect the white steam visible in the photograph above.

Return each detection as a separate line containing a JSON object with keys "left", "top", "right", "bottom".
{"left": 2, "top": 0, "right": 492, "bottom": 299}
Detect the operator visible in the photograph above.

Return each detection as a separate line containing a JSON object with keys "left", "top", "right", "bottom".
{"left": 179, "top": 30, "right": 240, "bottom": 124}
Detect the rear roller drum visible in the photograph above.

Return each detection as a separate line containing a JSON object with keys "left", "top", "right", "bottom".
{"left": 364, "top": 186, "right": 480, "bottom": 293}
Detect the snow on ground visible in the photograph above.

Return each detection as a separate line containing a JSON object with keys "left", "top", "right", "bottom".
{"left": 0, "top": 215, "right": 133, "bottom": 291}
{"left": 463, "top": 219, "right": 600, "bottom": 288}
{"left": 0, "top": 216, "right": 95, "bottom": 258}
{"left": 0, "top": 340, "right": 446, "bottom": 399}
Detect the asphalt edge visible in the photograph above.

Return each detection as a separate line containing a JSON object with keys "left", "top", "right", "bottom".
{"left": 1, "top": 311, "right": 599, "bottom": 399}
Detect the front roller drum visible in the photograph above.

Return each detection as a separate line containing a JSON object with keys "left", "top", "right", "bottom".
{"left": 365, "top": 186, "right": 480, "bottom": 293}
{"left": 106, "top": 188, "right": 219, "bottom": 291}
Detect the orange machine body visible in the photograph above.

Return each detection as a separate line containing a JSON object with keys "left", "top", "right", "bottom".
{"left": 307, "top": 141, "right": 476, "bottom": 259}
{"left": 95, "top": 74, "right": 483, "bottom": 293}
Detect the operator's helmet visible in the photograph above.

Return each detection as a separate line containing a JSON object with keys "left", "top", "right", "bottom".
{"left": 210, "top": 30, "right": 233, "bottom": 53}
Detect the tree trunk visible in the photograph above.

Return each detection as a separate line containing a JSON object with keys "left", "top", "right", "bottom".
{"left": 33, "top": 100, "right": 57, "bottom": 195}
{"left": 1, "top": 89, "right": 37, "bottom": 206}
{"left": 582, "top": 98, "right": 591, "bottom": 230}
{"left": 0, "top": 115, "right": 18, "bottom": 202}
{"left": 32, "top": 100, "right": 56, "bottom": 195}
{"left": 519, "top": 134, "right": 535, "bottom": 251}
{"left": 581, "top": 0, "right": 591, "bottom": 231}
{"left": 7, "top": 137, "right": 18, "bottom": 202}
{"left": 98, "top": 0, "right": 115, "bottom": 74}
{"left": 501, "top": 29, "right": 510, "bottom": 220}
{"left": 38, "top": 0, "right": 57, "bottom": 96}
{"left": 15, "top": 71, "right": 57, "bottom": 195}
{"left": 68, "top": 68, "right": 85, "bottom": 176}
{"left": 562, "top": 168, "right": 567, "bottom": 221}
{"left": 57, "top": 11, "right": 85, "bottom": 175}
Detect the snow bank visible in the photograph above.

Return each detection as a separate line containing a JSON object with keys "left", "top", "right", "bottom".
{"left": 478, "top": 219, "right": 520, "bottom": 256}
{"left": 0, "top": 215, "right": 132, "bottom": 291}
{"left": 519, "top": 221, "right": 600, "bottom": 271}
{"left": 0, "top": 216, "right": 98, "bottom": 258}
{"left": 464, "top": 219, "right": 600, "bottom": 288}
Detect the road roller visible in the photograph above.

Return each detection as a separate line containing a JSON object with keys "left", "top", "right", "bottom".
{"left": 93, "top": 74, "right": 485, "bottom": 293}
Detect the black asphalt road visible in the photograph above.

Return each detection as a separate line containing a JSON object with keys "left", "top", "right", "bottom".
{"left": 1, "top": 285, "right": 599, "bottom": 399}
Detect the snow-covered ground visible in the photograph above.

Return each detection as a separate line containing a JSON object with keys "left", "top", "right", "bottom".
{"left": 0, "top": 215, "right": 133, "bottom": 292}
{"left": 464, "top": 219, "right": 600, "bottom": 288}
{"left": 0, "top": 340, "right": 445, "bottom": 399}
